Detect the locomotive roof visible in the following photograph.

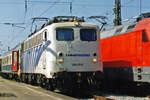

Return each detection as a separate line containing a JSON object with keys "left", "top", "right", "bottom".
{"left": 26, "top": 21, "right": 99, "bottom": 41}
{"left": 100, "top": 22, "right": 137, "bottom": 39}
{"left": 28, "top": 16, "right": 85, "bottom": 37}
{"left": 27, "top": 17, "right": 98, "bottom": 40}
{"left": 101, "top": 12, "right": 150, "bottom": 39}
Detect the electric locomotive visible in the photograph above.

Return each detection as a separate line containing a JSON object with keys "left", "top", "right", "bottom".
{"left": 101, "top": 12, "right": 150, "bottom": 85}
{"left": 0, "top": 16, "right": 103, "bottom": 92}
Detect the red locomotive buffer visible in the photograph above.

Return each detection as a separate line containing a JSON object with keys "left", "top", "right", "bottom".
{"left": 101, "top": 14, "right": 150, "bottom": 83}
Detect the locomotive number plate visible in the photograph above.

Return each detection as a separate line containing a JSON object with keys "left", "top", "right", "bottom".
{"left": 72, "top": 63, "right": 83, "bottom": 66}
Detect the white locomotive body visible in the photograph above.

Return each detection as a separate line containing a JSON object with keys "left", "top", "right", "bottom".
{"left": 1, "top": 16, "right": 103, "bottom": 91}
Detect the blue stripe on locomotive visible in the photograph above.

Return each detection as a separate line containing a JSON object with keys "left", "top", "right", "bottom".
{"left": 23, "top": 40, "right": 51, "bottom": 73}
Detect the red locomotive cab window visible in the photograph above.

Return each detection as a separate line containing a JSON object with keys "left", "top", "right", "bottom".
{"left": 142, "top": 30, "right": 148, "bottom": 42}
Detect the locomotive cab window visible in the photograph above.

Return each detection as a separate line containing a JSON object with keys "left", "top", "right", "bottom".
{"left": 80, "top": 29, "right": 97, "bottom": 41}
{"left": 142, "top": 30, "right": 148, "bottom": 42}
{"left": 56, "top": 28, "right": 74, "bottom": 41}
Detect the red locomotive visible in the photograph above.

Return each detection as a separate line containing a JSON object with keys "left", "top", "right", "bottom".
{"left": 101, "top": 12, "right": 150, "bottom": 84}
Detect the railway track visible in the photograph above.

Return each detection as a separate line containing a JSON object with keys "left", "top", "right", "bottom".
{"left": 72, "top": 83, "right": 150, "bottom": 100}
{"left": 1, "top": 75, "right": 150, "bottom": 100}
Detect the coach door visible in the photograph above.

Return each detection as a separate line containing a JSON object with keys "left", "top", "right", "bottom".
{"left": 12, "top": 50, "right": 19, "bottom": 72}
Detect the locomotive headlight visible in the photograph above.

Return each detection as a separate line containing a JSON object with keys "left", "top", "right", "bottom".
{"left": 58, "top": 58, "right": 63, "bottom": 63}
{"left": 93, "top": 58, "right": 97, "bottom": 63}
{"left": 74, "top": 21, "right": 79, "bottom": 26}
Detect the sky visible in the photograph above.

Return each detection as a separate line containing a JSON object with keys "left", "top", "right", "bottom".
{"left": 0, "top": 0, "right": 149, "bottom": 53}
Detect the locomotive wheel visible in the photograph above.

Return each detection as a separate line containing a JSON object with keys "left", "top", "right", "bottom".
{"left": 46, "top": 83, "right": 54, "bottom": 91}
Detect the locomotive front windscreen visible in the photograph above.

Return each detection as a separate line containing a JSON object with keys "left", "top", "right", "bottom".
{"left": 56, "top": 28, "right": 74, "bottom": 41}
{"left": 80, "top": 29, "right": 97, "bottom": 41}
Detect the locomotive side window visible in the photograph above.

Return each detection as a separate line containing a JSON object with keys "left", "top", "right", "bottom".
{"left": 24, "top": 41, "right": 27, "bottom": 51}
{"left": 27, "top": 40, "right": 29, "bottom": 49}
{"left": 36, "top": 34, "right": 39, "bottom": 45}
{"left": 142, "top": 30, "right": 148, "bottom": 42}
{"left": 32, "top": 37, "right": 35, "bottom": 47}
{"left": 43, "top": 31, "right": 47, "bottom": 41}
{"left": 29, "top": 39, "right": 31, "bottom": 48}
{"left": 80, "top": 29, "right": 97, "bottom": 41}
{"left": 35, "top": 35, "right": 38, "bottom": 46}
{"left": 56, "top": 28, "right": 74, "bottom": 41}
{"left": 40, "top": 33, "right": 43, "bottom": 43}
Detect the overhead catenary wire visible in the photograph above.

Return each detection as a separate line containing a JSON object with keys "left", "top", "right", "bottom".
{"left": 38, "top": 0, "right": 61, "bottom": 17}
{"left": 101, "top": 0, "right": 141, "bottom": 26}
{"left": 0, "top": 1, "right": 145, "bottom": 8}
{"left": 23, "top": 0, "right": 139, "bottom": 30}
{"left": 0, "top": 0, "right": 147, "bottom": 52}
{"left": 123, "top": 0, "right": 136, "bottom": 5}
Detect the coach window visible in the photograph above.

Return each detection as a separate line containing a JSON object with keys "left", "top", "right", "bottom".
{"left": 56, "top": 28, "right": 74, "bottom": 41}
{"left": 80, "top": 29, "right": 97, "bottom": 41}
{"left": 142, "top": 30, "right": 148, "bottom": 42}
